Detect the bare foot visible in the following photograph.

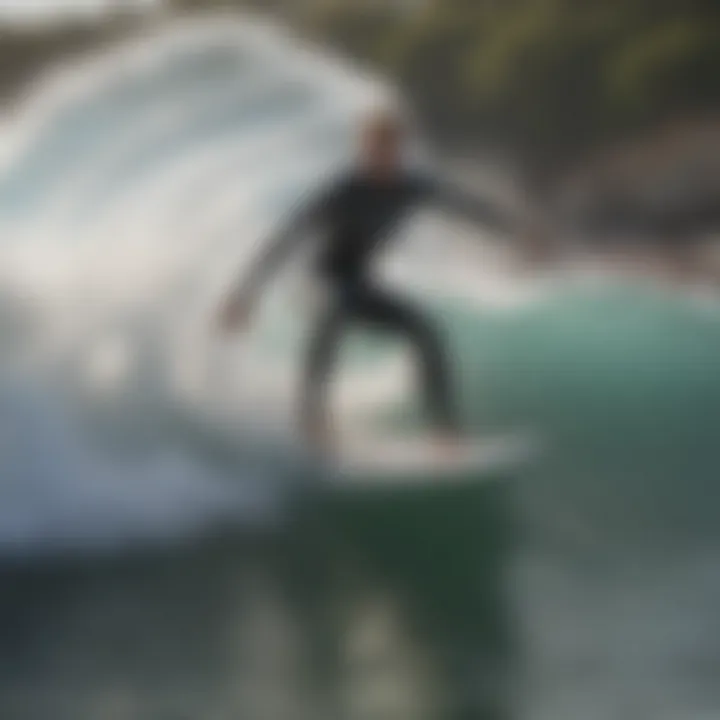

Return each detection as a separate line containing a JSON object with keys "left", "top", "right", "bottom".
{"left": 431, "top": 431, "right": 464, "bottom": 461}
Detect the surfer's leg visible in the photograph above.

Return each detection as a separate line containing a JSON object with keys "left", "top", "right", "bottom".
{"left": 300, "top": 303, "right": 345, "bottom": 445}
{"left": 354, "top": 286, "right": 459, "bottom": 433}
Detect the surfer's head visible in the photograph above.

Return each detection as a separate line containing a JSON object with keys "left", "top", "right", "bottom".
{"left": 360, "top": 108, "right": 405, "bottom": 178}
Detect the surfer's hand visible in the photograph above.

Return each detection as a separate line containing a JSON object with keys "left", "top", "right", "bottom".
{"left": 218, "top": 294, "right": 252, "bottom": 333}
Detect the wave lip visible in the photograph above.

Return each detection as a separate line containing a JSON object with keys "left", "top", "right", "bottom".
{"left": 0, "top": 17, "right": 388, "bottom": 558}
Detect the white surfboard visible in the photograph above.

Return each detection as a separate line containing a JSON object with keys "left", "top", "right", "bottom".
{"left": 321, "top": 432, "right": 537, "bottom": 485}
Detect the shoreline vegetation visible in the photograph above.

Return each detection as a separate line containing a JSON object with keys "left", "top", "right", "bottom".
{"left": 0, "top": 0, "right": 717, "bottom": 269}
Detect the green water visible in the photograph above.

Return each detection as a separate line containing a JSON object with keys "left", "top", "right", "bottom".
{"left": 263, "top": 276, "right": 720, "bottom": 599}
{"left": 303, "top": 279, "right": 720, "bottom": 717}
{"left": 5, "top": 280, "right": 720, "bottom": 720}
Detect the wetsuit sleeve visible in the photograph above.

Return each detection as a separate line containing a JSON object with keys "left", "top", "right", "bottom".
{"left": 238, "top": 180, "right": 337, "bottom": 301}
{"left": 416, "top": 170, "right": 515, "bottom": 235}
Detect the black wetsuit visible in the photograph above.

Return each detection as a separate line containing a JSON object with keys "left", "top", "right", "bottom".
{"left": 245, "top": 167, "right": 509, "bottom": 434}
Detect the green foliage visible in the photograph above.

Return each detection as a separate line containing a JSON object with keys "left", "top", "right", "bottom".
{"left": 292, "top": 0, "right": 719, "bottom": 172}
{"left": 171, "top": 0, "right": 720, "bottom": 173}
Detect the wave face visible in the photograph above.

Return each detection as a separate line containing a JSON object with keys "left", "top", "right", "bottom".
{"left": 0, "top": 17, "right": 403, "bottom": 555}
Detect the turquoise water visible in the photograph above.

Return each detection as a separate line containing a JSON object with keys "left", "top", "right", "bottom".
{"left": 253, "top": 277, "right": 720, "bottom": 719}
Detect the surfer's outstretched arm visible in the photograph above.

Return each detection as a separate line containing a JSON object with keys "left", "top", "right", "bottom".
{"left": 239, "top": 190, "right": 329, "bottom": 301}
{"left": 219, "top": 182, "right": 334, "bottom": 329}
{"left": 419, "top": 168, "right": 517, "bottom": 236}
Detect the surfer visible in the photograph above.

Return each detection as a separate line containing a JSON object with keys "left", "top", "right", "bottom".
{"left": 218, "top": 108, "right": 510, "bottom": 452}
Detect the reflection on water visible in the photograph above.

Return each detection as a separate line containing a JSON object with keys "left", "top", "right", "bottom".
{"left": 0, "top": 472, "right": 512, "bottom": 720}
